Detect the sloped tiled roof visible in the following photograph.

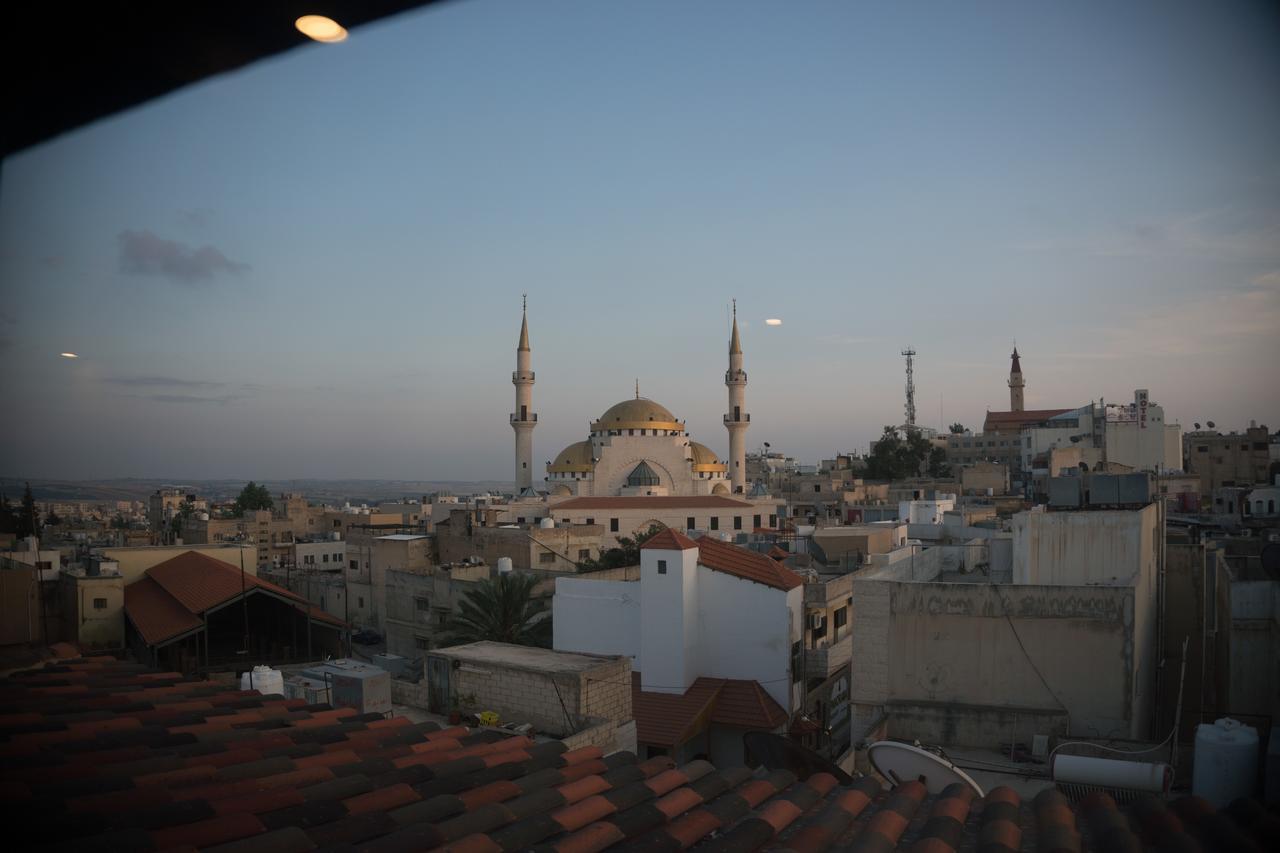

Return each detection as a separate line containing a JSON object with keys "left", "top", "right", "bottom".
{"left": 123, "top": 576, "right": 204, "bottom": 645}
{"left": 554, "top": 496, "right": 755, "bottom": 510}
{"left": 2, "top": 655, "right": 1275, "bottom": 853}
{"left": 694, "top": 535, "right": 804, "bottom": 591}
{"left": 641, "top": 528, "right": 699, "bottom": 551}
{"left": 631, "top": 673, "right": 788, "bottom": 748}
{"left": 983, "top": 408, "right": 1072, "bottom": 430}
{"left": 125, "top": 551, "right": 345, "bottom": 647}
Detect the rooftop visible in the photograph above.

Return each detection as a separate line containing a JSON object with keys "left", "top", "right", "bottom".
{"left": 694, "top": 534, "right": 804, "bottom": 592}
{"left": 429, "top": 642, "right": 625, "bottom": 675}
{"left": 553, "top": 496, "right": 757, "bottom": 510}
{"left": 0, "top": 654, "right": 1272, "bottom": 853}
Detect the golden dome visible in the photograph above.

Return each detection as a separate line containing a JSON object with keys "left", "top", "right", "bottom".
{"left": 548, "top": 440, "right": 595, "bottom": 473}
{"left": 689, "top": 441, "right": 727, "bottom": 473}
{"left": 591, "top": 398, "right": 683, "bottom": 432}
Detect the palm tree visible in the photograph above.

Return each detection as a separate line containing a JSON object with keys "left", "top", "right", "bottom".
{"left": 441, "top": 572, "right": 551, "bottom": 648}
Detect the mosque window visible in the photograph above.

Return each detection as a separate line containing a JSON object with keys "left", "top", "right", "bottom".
{"left": 610, "top": 518, "right": 619, "bottom": 532}
{"left": 687, "top": 517, "right": 695, "bottom": 529}
{"left": 710, "top": 517, "right": 719, "bottom": 530}
{"left": 733, "top": 516, "right": 742, "bottom": 530}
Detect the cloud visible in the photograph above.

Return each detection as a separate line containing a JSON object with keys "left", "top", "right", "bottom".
{"left": 105, "top": 375, "right": 226, "bottom": 389}
{"left": 129, "top": 393, "right": 245, "bottom": 405}
{"left": 117, "top": 229, "right": 248, "bottom": 283}
{"left": 176, "top": 208, "right": 214, "bottom": 228}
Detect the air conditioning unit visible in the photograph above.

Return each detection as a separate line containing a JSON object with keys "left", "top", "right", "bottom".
{"left": 809, "top": 613, "right": 825, "bottom": 630}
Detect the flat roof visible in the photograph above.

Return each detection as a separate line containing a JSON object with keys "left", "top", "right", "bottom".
{"left": 377, "top": 534, "right": 429, "bottom": 541}
{"left": 432, "top": 641, "right": 622, "bottom": 674}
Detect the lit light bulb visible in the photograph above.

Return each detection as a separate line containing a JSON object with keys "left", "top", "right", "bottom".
{"left": 295, "top": 15, "right": 348, "bottom": 43}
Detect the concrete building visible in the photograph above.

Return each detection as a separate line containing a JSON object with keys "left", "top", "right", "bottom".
{"left": 97, "top": 543, "right": 257, "bottom": 585}
{"left": 809, "top": 523, "right": 906, "bottom": 570}
{"left": 898, "top": 494, "right": 956, "bottom": 525}
{"left": 553, "top": 529, "right": 803, "bottom": 766}
{"left": 1184, "top": 424, "right": 1272, "bottom": 493}
{"left": 850, "top": 500, "right": 1162, "bottom": 749}
{"left": 2, "top": 536, "right": 61, "bottom": 581}
{"left": 959, "top": 461, "right": 1010, "bottom": 496}
{"left": 436, "top": 507, "right": 603, "bottom": 570}
{"left": 424, "top": 642, "right": 636, "bottom": 754}
{"left": 59, "top": 557, "right": 124, "bottom": 651}
{"left": 547, "top": 495, "right": 780, "bottom": 549}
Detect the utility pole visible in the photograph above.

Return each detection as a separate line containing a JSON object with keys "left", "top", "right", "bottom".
{"left": 901, "top": 347, "right": 917, "bottom": 428}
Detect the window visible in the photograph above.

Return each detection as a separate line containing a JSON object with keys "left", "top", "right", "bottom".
{"left": 539, "top": 551, "right": 556, "bottom": 564}
{"left": 834, "top": 606, "right": 848, "bottom": 630}
{"left": 578, "top": 548, "right": 591, "bottom": 560}
{"left": 349, "top": 560, "right": 358, "bottom": 571}
{"left": 657, "top": 559, "right": 667, "bottom": 574}
{"left": 333, "top": 553, "right": 341, "bottom": 562}
{"left": 753, "top": 514, "right": 761, "bottom": 528}
{"left": 710, "top": 517, "right": 719, "bottom": 530}
{"left": 687, "top": 517, "right": 695, "bottom": 529}
{"left": 93, "top": 598, "right": 108, "bottom": 610}
{"left": 1197, "top": 445, "right": 1209, "bottom": 452}
{"left": 415, "top": 596, "right": 429, "bottom": 611}
{"left": 414, "top": 636, "right": 429, "bottom": 651}
{"left": 610, "top": 518, "right": 619, "bottom": 532}
{"left": 733, "top": 516, "right": 742, "bottom": 530}
{"left": 358, "top": 597, "right": 364, "bottom": 608}
{"left": 517, "top": 517, "right": 525, "bottom": 524}
{"left": 813, "top": 484, "right": 821, "bottom": 493}
{"left": 585, "top": 518, "right": 594, "bottom": 526}
{"left": 769, "top": 514, "right": 777, "bottom": 527}
{"left": 322, "top": 554, "right": 329, "bottom": 563}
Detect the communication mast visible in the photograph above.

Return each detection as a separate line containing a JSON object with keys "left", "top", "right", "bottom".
{"left": 901, "top": 347, "right": 917, "bottom": 427}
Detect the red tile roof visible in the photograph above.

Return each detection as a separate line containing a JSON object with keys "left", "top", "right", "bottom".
{"left": 631, "top": 673, "right": 788, "bottom": 748}
{"left": 982, "top": 408, "right": 1072, "bottom": 431}
{"left": 3, "top": 654, "right": 1270, "bottom": 853}
{"left": 693, "top": 535, "right": 804, "bottom": 591}
{"left": 553, "top": 496, "right": 755, "bottom": 510}
{"left": 640, "top": 528, "right": 698, "bottom": 551}
{"left": 124, "top": 551, "right": 345, "bottom": 647}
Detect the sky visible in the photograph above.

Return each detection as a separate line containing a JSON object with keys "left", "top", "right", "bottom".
{"left": 1, "top": 0, "right": 1277, "bottom": 482}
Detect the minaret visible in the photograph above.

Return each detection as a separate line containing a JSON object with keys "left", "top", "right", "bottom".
{"left": 511, "top": 296, "right": 536, "bottom": 493}
{"left": 1008, "top": 346, "right": 1025, "bottom": 412}
{"left": 724, "top": 300, "right": 749, "bottom": 494}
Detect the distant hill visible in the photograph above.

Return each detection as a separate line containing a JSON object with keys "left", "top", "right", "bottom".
{"left": 0, "top": 477, "right": 516, "bottom": 505}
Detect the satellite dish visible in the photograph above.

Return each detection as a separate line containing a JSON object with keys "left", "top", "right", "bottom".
{"left": 1194, "top": 423, "right": 1201, "bottom": 430}
{"left": 743, "top": 732, "right": 855, "bottom": 784}
{"left": 1207, "top": 421, "right": 1216, "bottom": 429}
{"left": 866, "top": 740, "right": 984, "bottom": 796}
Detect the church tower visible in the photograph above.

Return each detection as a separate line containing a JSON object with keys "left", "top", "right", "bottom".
{"left": 512, "top": 297, "right": 537, "bottom": 493}
{"left": 724, "top": 301, "right": 749, "bottom": 493}
{"left": 1008, "top": 346, "right": 1025, "bottom": 412}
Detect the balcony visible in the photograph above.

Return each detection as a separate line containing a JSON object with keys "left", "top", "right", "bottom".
{"left": 512, "top": 371, "right": 535, "bottom": 382}
{"left": 510, "top": 413, "right": 538, "bottom": 423}
{"left": 723, "top": 413, "right": 750, "bottom": 425}
{"left": 805, "top": 634, "right": 852, "bottom": 679}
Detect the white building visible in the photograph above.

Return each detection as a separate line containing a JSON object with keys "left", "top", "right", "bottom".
{"left": 1021, "top": 391, "right": 1181, "bottom": 475}
{"left": 553, "top": 528, "right": 803, "bottom": 765}
{"left": 898, "top": 494, "right": 956, "bottom": 525}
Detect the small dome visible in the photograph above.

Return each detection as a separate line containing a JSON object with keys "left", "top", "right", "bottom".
{"left": 548, "top": 440, "right": 595, "bottom": 473}
{"left": 592, "top": 398, "right": 682, "bottom": 432}
{"left": 689, "top": 441, "right": 727, "bottom": 473}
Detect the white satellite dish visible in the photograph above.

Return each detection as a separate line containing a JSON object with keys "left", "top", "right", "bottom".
{"left": 866, "top": 740, "right": 984, "bottom": 796}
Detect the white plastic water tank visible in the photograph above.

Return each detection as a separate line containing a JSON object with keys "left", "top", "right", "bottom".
{"left": 240, "top": 665, "right": 284, "bottom": 696}
{"left": 199, "top": 512, "right": 210, "bottom": 521}
{"left": 1052, "top": 754, "right": 1171, "bottom": 794}
{"left": 497, "top": 557, "right": 513, "bottom": 574}
{"left": 539, "top": 517, "right": 556, "bottom": 529}
{"left": 1193, "top": 717, "right": 1259, "bottom": 807}
{"left": 331, "top": 531, "right": 341, "bottom": 541}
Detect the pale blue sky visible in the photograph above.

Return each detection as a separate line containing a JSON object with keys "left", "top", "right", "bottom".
{"left": 2, "top": 0, "right": 1277, "bottom": 481}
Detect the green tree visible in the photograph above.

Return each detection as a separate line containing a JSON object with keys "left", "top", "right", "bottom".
{"left": 865, "top": 427, "right": 934, "bottom": 480}
{"left": 0, "top": 493, "right": 16, "bottom": 535}
{"left": 927, "top": 446, "right": 952, "bottom": 478}
{"left": 16, "top": 483, "right": 39, "bottom": 539}
{"left": 577, "top": 524, "right": 666, "bottom": 572}
{"left": 233, "top": 481, "right": 273, "bottom": 516}
{"left": 949, "top": 423, "right": 966, "bottom": 434}
{"left": 441, "top": 572, "right": 551, "bottom": 648}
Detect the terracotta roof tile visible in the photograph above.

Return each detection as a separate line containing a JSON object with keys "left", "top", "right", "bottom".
{"left": 630, "top": 673, "right": 787, "bottom": 748}
{"left": 3, "top": 657, "right": 1272, "bottom": 853}
{"left": 123, "top": 576, "right": 204, "bottom": 646}
{"left": 640, "top": 528, "right": 699, "bottom": 551}
{"left": 694, "top": 535, "right": 804, "bottom": 591}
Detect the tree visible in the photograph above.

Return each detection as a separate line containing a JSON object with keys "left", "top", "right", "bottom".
{"left": 0, "top": 493, "right": 16, "bottom": 535}
{"left": 233, "top": 481, "right": 273, "bottom": 516}
{"left": 16, "top": 483, "right": 39, "bottom": 539}
{"left": 927, "top": 446, "right": 952, "bottom": 478}
{"left": 577, "top": 524, "right": 666, "bottom": 572}
{"left": 864, "top": 427, "right": 934, "bottom": 480}
{"left": 441, "top": 572, "right": 551, "bottom": 648}
{"left": 949, "top": 423, "right": 966, "bottom": 434}
{"left": 45, "top": 509, "right": 62, "bottom": 527}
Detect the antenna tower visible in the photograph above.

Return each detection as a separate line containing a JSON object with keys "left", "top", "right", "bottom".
{"left": 901, "top": 347, "right": 917, "bottom": 427}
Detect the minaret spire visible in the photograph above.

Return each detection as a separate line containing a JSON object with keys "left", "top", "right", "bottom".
{"left": 512, "top": 297, "right": 537, "bottom": 493}
{"left": 1008, "top": 344, "right": 1025, "bottom": 412}
{"left": 725, "top": 299, "right": 748, "bottom": 494}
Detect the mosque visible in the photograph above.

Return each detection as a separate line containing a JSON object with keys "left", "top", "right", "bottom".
{"left": 510, "top": 299, "right": 753, "bottom": 498}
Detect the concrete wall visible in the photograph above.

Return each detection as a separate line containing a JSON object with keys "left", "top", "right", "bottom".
{"left": 852, "top": 579, "right": 1148, "bottom": 745}
{"left": 553, "top": 578, "right": 641, "bottom": 661}
{"left": 859, "top": 546, "right": 944, "bottom": 582}
{"left": 698, "top": 567, "right": 800, "bottom": 712}
{"left": 62, "top": 572, "right": 124, "bottom": 650}
{"left": 101, "top": 544, "right": 256, "bottom": 585}
{"left": 1012, "top": 504, "right": 1158, "bottom": 587}
{"left": 1229, "top": 580, "right": 1280, "bottom": 722}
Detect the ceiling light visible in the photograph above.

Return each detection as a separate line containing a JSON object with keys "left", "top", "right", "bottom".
{"left": 765, "top": 318, "right": 783, "bottom": 326}
{"left": 295, "top": 15, "right": 348, "bottom": 43}
{"left": 60, "top": 352, "right": 79, "bottom": 359}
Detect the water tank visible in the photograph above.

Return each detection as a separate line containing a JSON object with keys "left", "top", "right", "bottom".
{"left": 199, "top": 512, "right": 210, "bottom": 521}
{"left": 497, "top": 557, "right": 513, "bottom": 574}
{"left": 1053, "top": 754, "right": 1171, "bottom": 795}
{"left": 539, "top": 517, "right": 555, "bottom": 529}
{"left": 240, "top": 665, "right": 284, "bottom": 696}
{"left": 1193, "top": 717, "right": 1259, "bottom": 807}
{"left": 330, "top": 531, "right": 340, "bottom": 541}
